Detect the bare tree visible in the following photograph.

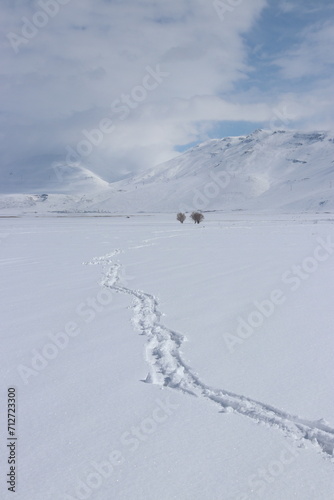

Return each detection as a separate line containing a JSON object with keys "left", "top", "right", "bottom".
{"left": 190, "top": 211, "right": 204, "bottom": 224}
{"left": 176, "top": 212, "right": 186, "bottom": 224}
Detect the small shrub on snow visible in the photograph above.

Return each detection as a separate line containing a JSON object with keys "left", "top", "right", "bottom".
{"left": 190, "top": 212, "right": 204, "bottom": 224}
{"left": 176, "top": 212, "right": 186, "bottom": 223}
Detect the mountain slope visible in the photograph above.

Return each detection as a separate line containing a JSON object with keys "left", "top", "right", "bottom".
{"left": 89, "top": 129, "right": 334, "bottom": 213}
{"left": 1, "top": 129, "right": 334, "bottom": 213}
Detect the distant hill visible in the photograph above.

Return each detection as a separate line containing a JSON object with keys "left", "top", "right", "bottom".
{"left": 1, "top": 129, "right": 334, "bottom": 214}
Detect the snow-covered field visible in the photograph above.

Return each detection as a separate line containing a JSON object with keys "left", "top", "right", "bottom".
{"left": 1, "top": 213, "right": 334, "bottom": 500}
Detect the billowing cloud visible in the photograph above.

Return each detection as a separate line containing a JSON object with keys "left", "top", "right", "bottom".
{"left": 0, "top": 0, "right": 333, "bottom": 188}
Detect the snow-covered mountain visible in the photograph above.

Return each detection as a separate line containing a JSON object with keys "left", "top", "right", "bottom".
{"left": 1, "top": 129, "right": 334, "bottom": 214}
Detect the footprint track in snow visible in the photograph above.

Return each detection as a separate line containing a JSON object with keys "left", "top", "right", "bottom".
{"left": 89, "top": 251, "right": 334, "bottom": 460}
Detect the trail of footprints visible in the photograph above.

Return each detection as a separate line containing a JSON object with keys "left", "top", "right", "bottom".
{"left": 90, "top": 252, "right": 334, "bottom": 460}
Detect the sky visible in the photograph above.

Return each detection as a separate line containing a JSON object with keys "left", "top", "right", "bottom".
{"left": 1, "top": 0, "right": 334, "bottom": 186}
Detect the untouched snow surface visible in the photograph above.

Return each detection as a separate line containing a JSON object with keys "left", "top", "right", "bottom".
{"left": 1, "top": 213, "right": 334, "bottom": 499}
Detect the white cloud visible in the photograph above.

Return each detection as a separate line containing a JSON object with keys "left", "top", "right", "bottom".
{"left": 274, "top": 21, "right": 334, "bottom": 79}
{"left": 0, "top": 0, "right": 268, "bottom": 182}
{"left": 1, "top": 0, "right": 334, "bottom": 186}
{"left": 266, "top": 18, "right": 334, "bottom": 132}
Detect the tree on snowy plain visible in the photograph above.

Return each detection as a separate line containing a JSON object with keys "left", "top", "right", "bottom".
{"left": 191, "top": 212, "right": 204, "bottom": 224}
{"left": 177, "top": 212, "right": 186, "bottom": 223}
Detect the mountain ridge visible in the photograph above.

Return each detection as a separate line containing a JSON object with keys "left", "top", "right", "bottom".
{"left": 1, "top": 129, "right": 334, "bottom": 214}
